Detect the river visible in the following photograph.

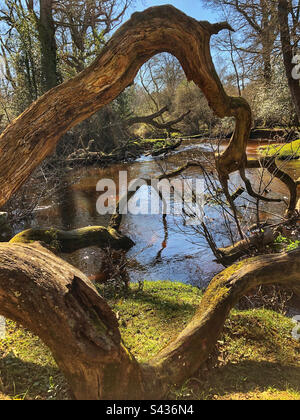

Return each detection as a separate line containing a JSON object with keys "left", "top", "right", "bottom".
{"left": 15, "top": 139, "right": 300, "bottom": 288}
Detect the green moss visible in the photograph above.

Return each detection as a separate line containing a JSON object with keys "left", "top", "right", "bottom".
{"left": 258, "top": 139, "right": 300, "bottom": 160}
{"left": 0, "top": 281, "right": 299, "bottom": 400}
{"left": 174, "top": 308, "right": 300, "bottom": 400}
{"left": 199, "top": 261, "right": 250, "bottom": 314}
{"left": 9, "top": 228, "right": 61, "bottom": 251}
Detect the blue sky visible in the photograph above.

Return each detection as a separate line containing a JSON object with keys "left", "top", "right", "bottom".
{"left": 126, "top": 0, "right": 218, "bottom": 23}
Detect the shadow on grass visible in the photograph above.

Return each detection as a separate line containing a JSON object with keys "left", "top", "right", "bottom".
{"left": 187, "top": 360, "right": 300, "bottom": 400}
{"left": 0, "top": 353, "right": 70, "bottom": 400}
{"left": 126, "top": 288, "right": 198, "bottom": 318}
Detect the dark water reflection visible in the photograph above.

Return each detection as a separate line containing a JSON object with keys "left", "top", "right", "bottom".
{"left": 19, "top": 139, "right": 300, "bottom": 287}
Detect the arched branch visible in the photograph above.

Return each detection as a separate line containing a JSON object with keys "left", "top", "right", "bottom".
{"left": 0, "top": 5, "right": 251, "bottom": 208}
{"left": 149, "top": 248, "right": 300, "bottom": 387}
{"left": 0, "top": 242, "right": 299, "bottom": 399}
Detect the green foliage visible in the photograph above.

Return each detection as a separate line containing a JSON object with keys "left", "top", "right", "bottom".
{"left": 274, "top": 234, "right": 300, "bottom": 251}
{"left": 111, "top": 87, "right": 135, "bottom": 120}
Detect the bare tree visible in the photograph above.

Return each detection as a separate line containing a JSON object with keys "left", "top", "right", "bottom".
{"left": 203, "top": 0, "right": 279, "bottom": 84}
{"left": 278, "top": 0, "right": 300, "bottom": 123}
{"left": 55, "top": 0, "right": 134, "bottom": 73}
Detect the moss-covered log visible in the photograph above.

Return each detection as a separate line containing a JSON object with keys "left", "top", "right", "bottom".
{"left": 0, "top": 5, "right": 251, "bottom": 208}
{"left": 0, "top": 241, "right": 299, "bottom": 399}
{"left": 9, "top": 226, "right": 134, "bottom": 252}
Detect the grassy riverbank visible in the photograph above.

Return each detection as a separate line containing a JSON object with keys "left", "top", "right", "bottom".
{"left": 0, "top": 281, "right": 299, "bottom": 400}
{"left": 258, "top": 139, "right": 300, "bottom": 160}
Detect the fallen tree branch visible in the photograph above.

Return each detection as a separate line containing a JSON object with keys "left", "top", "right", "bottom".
{"left": 217, "top": 228, "right": 277, "bottom": 265}
{"left": 126, "top": 106, "right": 191, "bottom": 133}
{"left": 158, "top": 160, "right": 205, "bottom": 180}
{"left": 9, "top": 226, "right": 135, "bottom": 252}
{"left": 126, "top": 105, "right": 169, "bottom": 126}
{"left": 150, "top": 139, "right": 183, "bottom": 156}
{"left": 143, "top": 111, "right": 191, "bottom": 133}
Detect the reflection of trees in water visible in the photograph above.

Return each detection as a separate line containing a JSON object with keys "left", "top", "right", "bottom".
{"left": 57, "top": 181, "right": 101, "bottom": 230}
{"left": 154, "top": 215, "right": 169, "bottom": 263}
{"left": 57, "top": 176, "right": 76, "bottom": 230}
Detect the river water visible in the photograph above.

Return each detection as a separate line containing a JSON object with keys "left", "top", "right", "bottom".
{"left": 17, "top": 139, "right": 300, "bottom": 288}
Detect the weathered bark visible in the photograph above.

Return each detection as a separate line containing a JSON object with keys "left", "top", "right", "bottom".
{"left": 38, "top": 0, "right": 59, "bottom": 92}
{"left": 0, "top": 242, "right": 145, "bottom": 400}
{"left": 1, "top": 4, "right": 294, "bottom": 400}
{"left": 0, "top": 242, "right": 299, "bottom": 400}
{"left": 9, "top": 226, "right": 135, "bottom": 252}
{"left": 278, "top": 0, "right": 300, "bottom": 122}
{"left": 0, "top": 5, "right": 251, "bottom": 208}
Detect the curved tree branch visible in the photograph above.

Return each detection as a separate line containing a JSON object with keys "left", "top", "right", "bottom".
{"left": 0, "top": 242, "right": 299, "bottom": 399}
{"left": 0, "top": 242, "right": 145, "bottom": 400}
{"left": 149, "top": 248, "right": 300, "bottom": 387}
{"left": 0, "top": 5, "right": 251, "bottom": 208}
{"left": 126, "top": 105, "right": 169, "bottom": 126}
{"left": 246, "top": 157, "right": 299, "bottom": 215}
{"left": 239, "top": 166, "right": 283, "bottom": 204}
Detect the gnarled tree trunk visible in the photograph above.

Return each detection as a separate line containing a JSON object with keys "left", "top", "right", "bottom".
{"left": 0, "top": 242, "right": 299, "bottom": 400}
{"left": 278, "top": 0, "right": 300, "bottom": 123}
{"left": 0, "top": 4, "right": 296, "bottom": 401}
{"left": 0, "top": 5, "right": 251, "bottom": 208}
